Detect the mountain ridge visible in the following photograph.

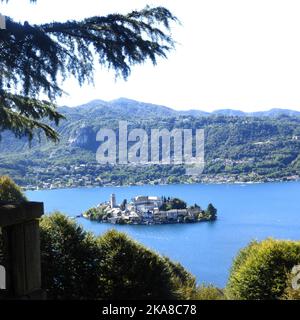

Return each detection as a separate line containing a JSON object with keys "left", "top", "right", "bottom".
{"left": 59, "top": 98, "right": 300, "bottom": 118}
{"left": 1, "top": 98, "right": 300, "bottom": 188}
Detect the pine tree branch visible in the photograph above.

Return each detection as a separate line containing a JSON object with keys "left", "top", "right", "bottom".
{"left": 0, "top": 5, "right": 178, "bottom": 142}
{"left": 0, "top": 91, "right": 64, "bottom": 141}
{"left": 0, "top": 6, "right": 177, "bottom": 98}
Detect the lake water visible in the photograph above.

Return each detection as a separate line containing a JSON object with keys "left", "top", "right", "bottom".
{"left": 26, "top": 181, "right": 300, "bottom": 287}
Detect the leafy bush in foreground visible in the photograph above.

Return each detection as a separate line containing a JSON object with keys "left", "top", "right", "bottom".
{"left": 40, "top": 213, "right": 102, "bottom": 299}
{"left": 226, "top": 238, "right": 300, "bottom": 300}
{"left": 281, "top": 273, "right": 300, "bottom": 300}
{"left": 40, "top": 213, "right": 196, "bottom": 299}
{"left": 97, "top": 230, "right": 196, "bottom": 299}
{"left": 192, "top": 284, "right": 225, "bottom": 300}
{"left": 0, "top": 175, "right": 27, "bottom": 203}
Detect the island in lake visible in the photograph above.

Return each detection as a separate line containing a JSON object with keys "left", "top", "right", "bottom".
{"left": 83, "top": 194, "right": 217, "bottom": 225}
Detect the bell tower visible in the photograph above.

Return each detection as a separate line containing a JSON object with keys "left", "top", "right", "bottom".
{"left": 110, "top": 193, "right": 116, "bottom": 208}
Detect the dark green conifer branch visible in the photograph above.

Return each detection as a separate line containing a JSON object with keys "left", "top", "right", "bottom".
{"left": 0, "top": 3, "right": 178, "bottom": 141}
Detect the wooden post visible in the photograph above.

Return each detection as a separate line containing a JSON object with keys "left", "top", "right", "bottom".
{"left": 0, "top": 202, "right": 45, "bottom": 299}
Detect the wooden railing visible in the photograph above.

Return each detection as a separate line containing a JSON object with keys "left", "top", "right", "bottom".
{"left": 0, "top": 202, "right": 45, "bottom": 299}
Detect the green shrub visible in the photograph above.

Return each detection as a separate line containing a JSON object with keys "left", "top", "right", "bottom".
{"left": 205, "top": 203, "right": 217, "bottom": 220}
{"left": 0, "top": 175, "right": 27, "bottom": 203}
{"left": 226, "top": 238, "right": 300, "bottom": 300}
{"left": 160, "top": 197, "right": 187, "bottom": 210}
{"left": 40, "top": 212, "right": 102, "bottom": 299}
{"left": 97, "top": 229, "right": 195, "bottom": 299}
{"left": 40, "top": 213, "right": 196, "bottom": 299}
{"left": 193, "top": 284, "right": 225, "bottom": 300}
{"left": 281, "top": 273, "right": 300, "bottom": 300}
{"left": 84, "top": 206, "right": 107, "bottom": 221}
{"left": 282, "top": 288, "right": 300, "bottom": 300}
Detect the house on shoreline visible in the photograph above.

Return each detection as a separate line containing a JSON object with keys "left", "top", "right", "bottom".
{"left": 83, "top": 194, "right": 216, "bottom": 225}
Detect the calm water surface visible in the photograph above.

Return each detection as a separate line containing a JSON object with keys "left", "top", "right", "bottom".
{"left": 26, "top": 181, "right": 300, "bottom": 287}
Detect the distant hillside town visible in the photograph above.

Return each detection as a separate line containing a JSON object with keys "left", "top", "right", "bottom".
{"left": 1, "top": 99, "right": 300, "bottom": 190}
{"left": 83, "top": 194, "right": 217, "bottom": 225}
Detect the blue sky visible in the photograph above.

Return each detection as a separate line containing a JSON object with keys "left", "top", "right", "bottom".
{"left": 2, "top": 0, "right": 300, "bottom": 111}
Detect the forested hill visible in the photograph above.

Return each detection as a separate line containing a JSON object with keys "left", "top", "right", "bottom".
{"left": 52, "top": 97, "right": 300, "bottom": 118}
{"left": 0, "top": 98, "right": 300, "bottom": 189}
